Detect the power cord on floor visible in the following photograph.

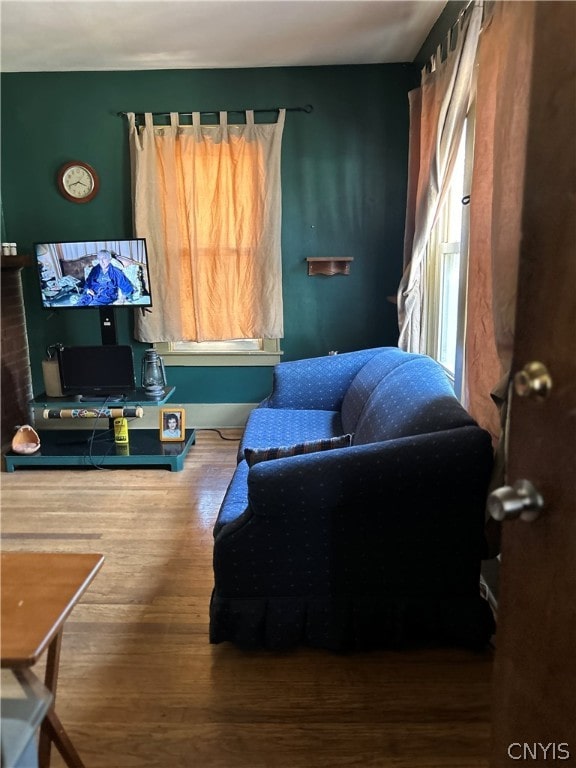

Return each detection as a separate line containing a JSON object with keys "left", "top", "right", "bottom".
{"left": 198, "top": 428, "right": 241, "bottom": 441}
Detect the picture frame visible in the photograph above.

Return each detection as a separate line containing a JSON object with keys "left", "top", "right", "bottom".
{"left": 159, "top": 408, "right": 185, "bottom": 442}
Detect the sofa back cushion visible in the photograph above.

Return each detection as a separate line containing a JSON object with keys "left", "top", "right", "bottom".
{"left": 341, "top": 348, "right": 416, "bottom": 433}
{"left": 265, "top": 347, "right": 387, "bottom": 411}
{"left": 342, "top": 352, "right": 476, "bottom": 444}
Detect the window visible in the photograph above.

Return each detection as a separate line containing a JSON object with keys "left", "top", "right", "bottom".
{"left": 424, "top": 111, "right": 475, "bottom": 396}
{"left": 128, "top": 111, "right": 285, "bottom": 361}
{"left": 155, "top": 338, "right": 282, "bottom": 367}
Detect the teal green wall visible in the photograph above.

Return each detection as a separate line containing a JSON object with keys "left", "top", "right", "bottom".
{"left": 1, "top": 64, "right": 418, "bottom": 402}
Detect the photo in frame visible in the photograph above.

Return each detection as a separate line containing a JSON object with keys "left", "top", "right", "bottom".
{"left": 159, "top": 408, "right": 185, "bottom": 442}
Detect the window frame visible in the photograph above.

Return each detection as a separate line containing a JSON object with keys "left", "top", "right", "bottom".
{"left": 423, "top": 104, "right": 476, "bottom": 398}
{"left": 154, "top": 338, "right": 282, "bottom": 367}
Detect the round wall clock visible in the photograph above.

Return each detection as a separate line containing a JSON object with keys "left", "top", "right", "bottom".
{"left": 57, "top": 160, "right": 100, "bottom": 203}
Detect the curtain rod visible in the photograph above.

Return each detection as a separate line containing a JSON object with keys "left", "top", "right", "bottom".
{"left": 117, "top": 105, "right": 313, "bottom": 119}
{"left": 423, "top": 0, "right": 481, "bottom": 72}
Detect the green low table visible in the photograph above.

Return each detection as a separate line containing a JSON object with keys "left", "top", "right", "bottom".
{"left": 4, "top": 429, "right": 196, "bottom": 472}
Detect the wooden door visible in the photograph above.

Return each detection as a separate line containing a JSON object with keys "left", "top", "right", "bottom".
{"left": 489, "top": 2, "right": 576, "bottom": 765}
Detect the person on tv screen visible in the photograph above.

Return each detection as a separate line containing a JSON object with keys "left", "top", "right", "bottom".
{"left": 76, "top": 249, "right": 135, "bottom": 306}
{"left": 163, "top": 414, "right": 181, "bottom": 439}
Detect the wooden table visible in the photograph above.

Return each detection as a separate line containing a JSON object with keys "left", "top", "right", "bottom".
{"left": 1, "top": 552, "right": 105, "bottom": 768}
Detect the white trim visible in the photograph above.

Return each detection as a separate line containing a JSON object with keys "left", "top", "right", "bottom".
{"left": 181, "top": 402, "right": 255, "bottom": 428}
{"left": 423, "top": 112, "right": 474, "bottom": 400}
{"left": 453, "top": 100, "right": 477, "bottom": 399}
{"left": 154, "top": 339, "right": 282, "bottom": 367}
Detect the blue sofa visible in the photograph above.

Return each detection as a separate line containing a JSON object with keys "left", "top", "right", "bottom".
{"left": 210, "top": 347, "right": 495, "bottom": 651}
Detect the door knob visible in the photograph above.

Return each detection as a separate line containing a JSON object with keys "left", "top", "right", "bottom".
{"left": 487, "top": 479, "right": 544, "bottom": 522}
{"left": 514, "top": 361, "right": 552, "bottom": 399}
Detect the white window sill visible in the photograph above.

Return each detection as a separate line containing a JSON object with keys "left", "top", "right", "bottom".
{"left": 154, "top": 341, "right": 282, "bottom": 367}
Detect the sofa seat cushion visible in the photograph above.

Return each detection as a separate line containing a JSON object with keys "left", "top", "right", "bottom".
{"left": 239, "top": 407, "right": 343, "bottom": 458}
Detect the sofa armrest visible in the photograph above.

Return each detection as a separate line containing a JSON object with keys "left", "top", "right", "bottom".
{"left": 213, "top": 426, "right": 494, "bottom": 597}
{"left": 264, "top": 347, "right": 386, "bottom": 410}
{"left": 248, "top": 426, "right": 492, "bottom": 517}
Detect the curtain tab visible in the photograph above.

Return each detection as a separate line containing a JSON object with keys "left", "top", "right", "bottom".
{"left": 192, "top": 111, "right": 201, "bottom": 126}
{"left": 170, "top": 112, "right": 179, "bottom": 128}
{"left": 127, "top": 112, "right": 143, "bottom": 150}
{"left": 219, "top": 111, "right": 228, "bottom": 127}
{"left": 245, "top": 110, "right": 255, "bottom": 125}
{"left": 277, "top": 108, "right": 286, "bottom": 127}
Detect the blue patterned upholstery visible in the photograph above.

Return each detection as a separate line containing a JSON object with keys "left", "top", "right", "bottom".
{"left": 213, "top": 459, "right": 249, "bottom": 530}
{"left": 340, "top": 347, "right": 411, "bottom": 432}
{"left": 238, "top": 408, "right": 343, "bottom": 461}
{"left": 210, "top": 347, "right": 495, "bottom": 651}
{"left": 350, "top": 356, "right": 475, "bottom": 444}
{"left": 263, "top": 347, "right": 386, "bottom": 410}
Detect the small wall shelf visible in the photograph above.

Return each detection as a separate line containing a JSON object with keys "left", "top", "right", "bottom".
{"left": 1, "top": 254, "right": 31, "bottom": 270}
{"left": 305, "top": 257, "right": 354, "bottom": 276}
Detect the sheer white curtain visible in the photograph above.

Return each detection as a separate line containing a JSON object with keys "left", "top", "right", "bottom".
{"left": 128, "top": 110, "right": 285, "bottom": 343}
{"left": 398, "top": 3, "right": 483, "bottom": 352}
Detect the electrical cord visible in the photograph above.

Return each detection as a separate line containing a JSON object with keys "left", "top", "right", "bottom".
{"left": 198, "top": 428, "right": 241, "bottom": 441}
{"left": 82, "top": 398, "right": 141, "bottom": 469}
{"left": 85, "top": 397, "right": 117, "bottom": 469}
{"left": 67, "top": 417, "right": 239, "bottom": 470}
{"left": 86, "top": 409, "right": 153, "bottom": 470}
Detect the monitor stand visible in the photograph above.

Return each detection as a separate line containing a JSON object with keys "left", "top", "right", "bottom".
{"left": 99, "top": 307, "right": 117, "bottom": 345}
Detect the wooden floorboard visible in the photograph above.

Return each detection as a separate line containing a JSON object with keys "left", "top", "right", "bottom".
{"left": 1, "top": 429, "right": 493, "bottom": 767}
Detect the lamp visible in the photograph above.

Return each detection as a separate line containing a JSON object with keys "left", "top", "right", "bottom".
{"left": 141, "top": 349, "right": 167, "bottom": 399}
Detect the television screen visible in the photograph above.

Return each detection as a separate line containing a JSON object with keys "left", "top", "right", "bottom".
{"left": 57, "top": 345, "right": 136, "bottom": 399}
{"left": 34, "top": 238, "right": 152, "bottom": 309}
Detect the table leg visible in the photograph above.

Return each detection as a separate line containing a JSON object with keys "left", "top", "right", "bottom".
{"left": 39, "top": 629, "right": 86, "bottom": 768}
{"left": 42, "top": 708, "right": 86, "bottom": 768}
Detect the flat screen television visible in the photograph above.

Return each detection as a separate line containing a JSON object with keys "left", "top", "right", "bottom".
{"left": 57, "top": 345, "right": 136, "bottom": 400}
{"left": 34, "top": 238, "right": 152, "bottom": 309}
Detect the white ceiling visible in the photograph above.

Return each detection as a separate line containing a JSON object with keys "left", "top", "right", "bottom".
{"left": 0, "top": 1, "right": 447, "bottom": 72}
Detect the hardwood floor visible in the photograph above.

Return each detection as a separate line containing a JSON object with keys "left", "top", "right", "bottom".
{"left": 1, "top": 429, "right": 494, "bottom": 768}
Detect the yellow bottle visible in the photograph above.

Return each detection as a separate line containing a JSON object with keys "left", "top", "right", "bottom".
{"left": 113, "top": 417, "right": 129, "bottom": 444}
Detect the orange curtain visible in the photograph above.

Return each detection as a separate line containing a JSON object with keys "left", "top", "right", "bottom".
{"left": 464, "top": 2, "right": 535, "bottom": 441}
{"left": 129, "top": 110, "right": 285, "bottom": 343}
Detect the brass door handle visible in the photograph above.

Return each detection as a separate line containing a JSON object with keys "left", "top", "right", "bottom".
{"left": 514, "top": 361, "right": 552, "bottom": 399}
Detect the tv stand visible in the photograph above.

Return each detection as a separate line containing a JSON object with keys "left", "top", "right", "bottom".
{"left": 4, "top": 388, "right": 195, "bottom": 472}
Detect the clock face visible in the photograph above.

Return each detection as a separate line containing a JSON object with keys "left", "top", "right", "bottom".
{"left": 57, "top": 161, "right": 99, "bottom": 203}
{"left": 63, "top": 165, "right": 94, "bottom": 197}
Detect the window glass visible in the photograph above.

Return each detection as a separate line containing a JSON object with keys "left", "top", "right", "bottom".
{"left": 425, "top": 120, "right": 472, "bottom": 391}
